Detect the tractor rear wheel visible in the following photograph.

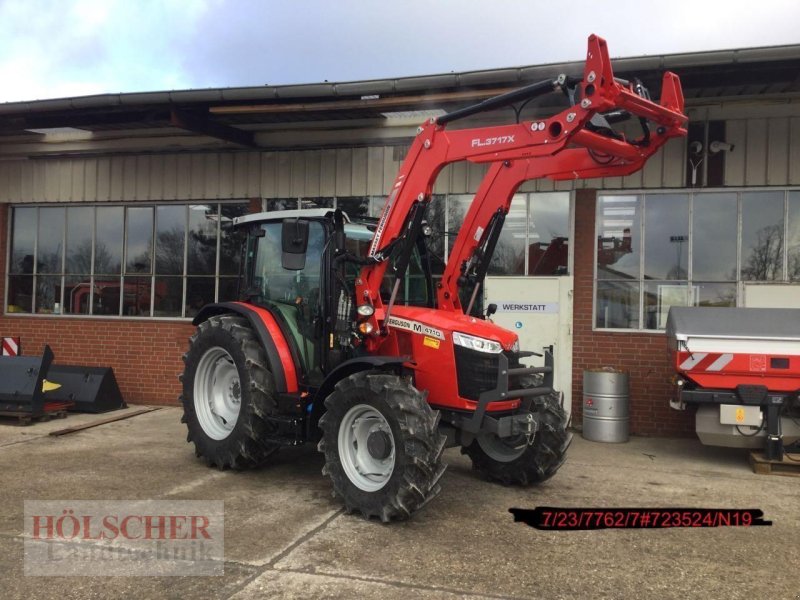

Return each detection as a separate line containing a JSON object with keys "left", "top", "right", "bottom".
{"left": 318, "top": 371, "right": 447, "bottom": 522}
{"left": 180, "top": 314, "right": 279, "bottom": 469}
{"left": 463, "top": 392, "right": 571, "bottom": 485}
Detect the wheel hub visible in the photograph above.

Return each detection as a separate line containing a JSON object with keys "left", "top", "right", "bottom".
{"left": 367, "top": 430, "right": 392, "bottom": 460}
{"left": 337, "top": 404, "right": 396, "bottom": 492}
{"left": 193, "top": 346, "right": 242, "bottom": 440}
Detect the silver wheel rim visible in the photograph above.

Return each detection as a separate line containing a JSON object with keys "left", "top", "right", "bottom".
{"left": 338, "top": 404, "right": 395, "bottom": 492}
{"left": 193, "top": 347, "right": 242, "bottom": 440}
{"left": 477, "top": 433, "right": 528, "bottom": 463}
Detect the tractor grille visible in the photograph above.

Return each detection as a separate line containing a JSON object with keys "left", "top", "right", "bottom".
{"left": 454, "top": 346, "right": 508, "bottom": 400}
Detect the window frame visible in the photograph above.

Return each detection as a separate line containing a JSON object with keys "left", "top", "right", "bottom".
{"left": 593, "top": 187, "right": 800, "bottom": 333}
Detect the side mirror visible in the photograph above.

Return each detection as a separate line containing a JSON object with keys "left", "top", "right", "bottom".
{"left": 281, "top": 218, "right": 310, "bottom": 270}
{"left": 486, "top": 303, "right": 497, "bottom": 317}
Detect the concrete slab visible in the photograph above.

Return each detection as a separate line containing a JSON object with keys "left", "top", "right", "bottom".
{"left": 231, "top": 569, "right": 484, "bottom": 600}
{"left": 274, "top": 442, "right": 799, "bottom": 600}
{"left": 0, "top": 534, "right": 257, "bottom": 600}
{"left": 0, "top": 407, "right": 796, "bottom": 599}
{"left": 0, "top": 406, "right": 150, "bottom": 446}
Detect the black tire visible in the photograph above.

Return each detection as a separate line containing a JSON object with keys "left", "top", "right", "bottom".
{"left": 463, "top": 392, "right": 572, "bottom": 485}
{"left": 180, "top": 314, "right": 279, "bottom": 470}
{"left": 318, "top": 371, "right": 447, "bottom": 522}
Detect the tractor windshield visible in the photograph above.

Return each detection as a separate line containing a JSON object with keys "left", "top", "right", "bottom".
{"left": 248, "top": 220, "right": 326, "bottom": 307}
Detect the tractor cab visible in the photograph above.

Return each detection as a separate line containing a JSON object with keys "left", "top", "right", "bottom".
{"left": 234, "top": 208, "right": 433, "bottom": 386}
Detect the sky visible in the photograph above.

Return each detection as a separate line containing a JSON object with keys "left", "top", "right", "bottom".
{"left": 0, "top": 0, "right": 798, "bottom": 103}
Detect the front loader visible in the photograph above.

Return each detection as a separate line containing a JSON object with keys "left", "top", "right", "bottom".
{"left": 180, "top": 35, "right": 687, "bottom": 521}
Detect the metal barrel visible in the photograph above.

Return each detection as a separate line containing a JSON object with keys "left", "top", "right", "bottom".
{"left": 582, "top": 368, "right": 630, "bottom": 443}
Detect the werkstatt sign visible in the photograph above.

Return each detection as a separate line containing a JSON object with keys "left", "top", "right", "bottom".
{"left": 494, "top": 302, "right": 559, "bottom": 313}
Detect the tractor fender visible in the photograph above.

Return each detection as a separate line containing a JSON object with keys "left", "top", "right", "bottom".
{"left": 192, "top": 302, "right": 298, "bottom": 393}
{"left": 313, "top": 355, "right": 412, "bottom": 410}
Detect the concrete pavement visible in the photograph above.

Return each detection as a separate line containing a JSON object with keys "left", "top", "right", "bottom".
{"left": 0, "top": 407, "right": 796, "bottom": 599}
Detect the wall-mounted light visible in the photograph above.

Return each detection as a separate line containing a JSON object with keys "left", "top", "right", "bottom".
{"left": 709, "top": 140, "right": 734, "bottom": 153}
{"left": 25, "top": 127, "right": 93, "bottom": 142}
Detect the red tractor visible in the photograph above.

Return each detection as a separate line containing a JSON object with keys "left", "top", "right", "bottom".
{"left": 180, "top": 35, "right": 687, "bottom": 521}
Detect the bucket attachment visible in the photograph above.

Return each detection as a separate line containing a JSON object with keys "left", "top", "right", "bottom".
{"left": 45, "top": 365, "right": 126, "bottom": 413}
{"left": 0, "top": 345, "right": 61, "bottom": 417}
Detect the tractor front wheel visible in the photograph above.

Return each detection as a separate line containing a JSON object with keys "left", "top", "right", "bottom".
{"left": 318, "top": 371, "right": 446, "bottom": 522}
{"left": 180, "top": 314, "right": 279, "bottom": 469}
{"left": 463, "top": 392, "right": 571, "bottom": 485}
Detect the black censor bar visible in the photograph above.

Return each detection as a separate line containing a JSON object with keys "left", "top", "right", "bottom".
{"left": 509, "top": 507, "right": 772, "bottom": 530}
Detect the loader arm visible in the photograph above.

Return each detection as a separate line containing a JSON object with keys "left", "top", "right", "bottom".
{"left": 355, "top": 34, "right": 686, "bottom": 343}
{"left": 438, "top": 132, "right": 682, "bottom": 312}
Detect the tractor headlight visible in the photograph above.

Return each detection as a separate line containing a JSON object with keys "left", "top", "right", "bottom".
{"left": 357, "top": 304, "right": 375, "bottom": 317}
{"left": 511, "top": 339, "right": 520, "bottom": 353}
{"left": 452, "top": 332, "right": 503, "bottom": 354}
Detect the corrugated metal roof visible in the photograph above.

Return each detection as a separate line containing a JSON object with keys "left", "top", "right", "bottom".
{"left": 0, "top": 41, "right": 797, "bottom": 155}
{"left": 1, "top": 42, "right": 798, "bottom": 114}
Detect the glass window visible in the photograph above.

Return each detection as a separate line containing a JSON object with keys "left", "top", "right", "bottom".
{"left": 596, "top": 281, "right": 640, "bottom": 329}
{"left": 789, "top": 192, "right": 800, "bottom": 281}
{"left": 66, "top": 206, "right": 94, "bottom": 275}
{"left": 7, "top": 276, "right": 33, "bottom": 313}
{"left": 695, "top": 282, "right": 736, "bottom": 308}
{"left": 10, "top": 207, "right": 36, "bottom": 274}
{"left": 741, "top": 191, "right": 784, "bottom": 281}
{"left": 644, "top": 194, "right": 689, "bottom": 280}
{"left": 186, "top": 278, "right": 215, "bottom": 318}
{"left": 188, "top": 205, "right": 217, "bottom": 275}
{"left": 267, "top": 198, "right": 298, "bottom": 212}
{"left": 596, "top": 190, "right": 800, "bottom": 332}
{"left": 692, "top": 193, "right": 736, "bottom": 281}
{"left": 35, "top": 275, "right": 62, "bottom": 314}
{"left": 488, "top": 194, "right": 526, "bottom": 276}
{"left": 447, "top": 194, "right": 472, "bottom": 258}
{"left": 125, "top": 207, "right": 153, "bottom": 274}
{"left": 65, "top": 275, "right": 91, "bottom": 315}
{"left": 369, "top": 195, "right": 387, "bottom": 218}
{"left": 218, "top": 278, "right": 240, "bottom": 304}
{"left": 95, "top": 206, "right": 123, "bottom": 275}
{"left": 37, "top": 207, "right": 65, "bottom": 274}
{"left": 529, "top": 192, "right": 570, "bottom": 276}
{"left": 7, "top": 201, "right": 252, "bottom": 319}
{"left": 596, "top": 195, "right": 640, "bottom": 280}
{"left": 425, "top": 195, "right": 447, "bottom": 277}
{"left": 153, "top": 277, "right": 183, "bottom": 317}
{"left": 155, "top": 205, "right": 186, "bottom": 275}
{"left": 336, "top": 197, "right": 370, "bottom": 219}
{"left": 644, "top": 282, "right": 691, "bottom": 330}
{"left": 122, "top": 276, "right": 151, "bottom": 316}
{"left": 219, "top": 203, "right": 249, "bottom": 276}
{"left": 301, "top": 197, "right": 333, "bottom": 210}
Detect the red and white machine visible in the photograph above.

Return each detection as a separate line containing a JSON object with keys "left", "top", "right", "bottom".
{"left": 667, "top": 307, "right": 800, "bottom": 458}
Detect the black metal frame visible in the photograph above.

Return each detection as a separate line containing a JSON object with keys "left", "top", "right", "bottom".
{"left": 0, "top": 345, "right": 54, "bottom": 416}
{"left": 440, "top": 346, "right": 555, "bottom": 439}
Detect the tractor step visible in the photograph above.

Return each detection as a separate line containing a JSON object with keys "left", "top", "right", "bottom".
{"left": 749, "top": 451, "right": 800, "bottom": 478}
{"left": 265, "top": 414, "right": 306, "bottom": 446}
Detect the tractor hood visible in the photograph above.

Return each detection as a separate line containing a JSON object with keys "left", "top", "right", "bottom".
{"left": 389, "top": 306, "right": 518, "bottom": 351}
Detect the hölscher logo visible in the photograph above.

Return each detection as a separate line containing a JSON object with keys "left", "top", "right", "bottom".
{"left": 24, "top": 500, "right": 224, "bottom": 576}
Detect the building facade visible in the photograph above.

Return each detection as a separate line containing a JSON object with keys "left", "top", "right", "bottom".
{"left": 2, "top": 44, "right": 799, "bottom": 435}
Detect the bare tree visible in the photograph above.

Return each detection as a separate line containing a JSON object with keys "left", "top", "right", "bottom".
{"left": 741, "top": 224, "right": 783, "bottom": 281}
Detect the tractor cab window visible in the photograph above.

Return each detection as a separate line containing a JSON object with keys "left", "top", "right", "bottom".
{"left": 250, "top": 221, "right": 325, "bottom": 307}
{"left": 344, "top": 223, "right": 430, "bottom": 307}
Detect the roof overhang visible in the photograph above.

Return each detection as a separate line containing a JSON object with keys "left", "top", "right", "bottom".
{"left": 1, "top": 42, "right": 798, "bottom": 158}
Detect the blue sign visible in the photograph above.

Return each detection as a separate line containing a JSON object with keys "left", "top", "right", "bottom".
{"left": 515, "top": 321, "right": 523, "bottom": 329}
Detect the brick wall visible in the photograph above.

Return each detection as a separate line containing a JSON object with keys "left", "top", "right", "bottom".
{"left": 0, "top": 315, "right": 194, "bottom": 405}
{"left": 571, "top": 190, "right": 694, "bottom": 437}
